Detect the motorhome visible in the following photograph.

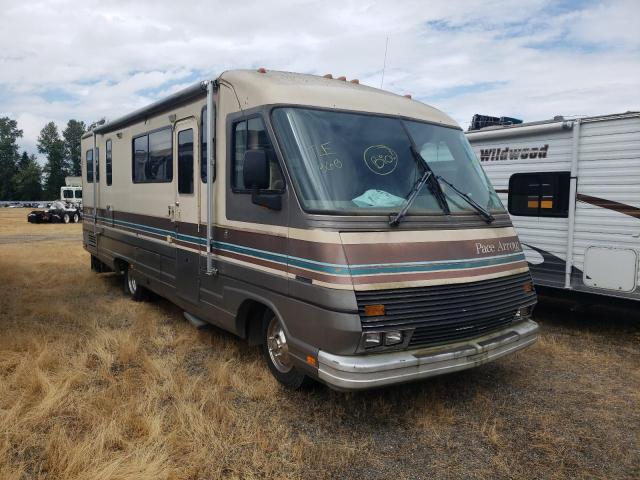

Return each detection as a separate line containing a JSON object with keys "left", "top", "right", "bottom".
{"left": 467, "top": 112, "right": 640, "bottom": 302}
{"left": 81, "top": 69, "right": 538, "bottom": 390}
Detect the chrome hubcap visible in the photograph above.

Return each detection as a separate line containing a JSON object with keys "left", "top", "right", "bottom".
{"left": 267, "top": 316, "right": 292, "bottom": 373}
{"left": 128, "top": 272, "right": 137, "bottom": 294}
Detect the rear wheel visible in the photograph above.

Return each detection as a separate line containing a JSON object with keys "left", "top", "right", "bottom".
{"left": 62, "top": 213, "right": 70, "bottom": 224}
{"left": 123, "top": 265, "right": 147, "bottom": 301}
{"left": 72, "top": 212, "right": 79, "bottom": 223}
{"left": 261, "top": 311, "right": 306, "bottom": 389}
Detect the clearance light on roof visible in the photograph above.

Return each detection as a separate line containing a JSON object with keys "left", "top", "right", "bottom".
{"left": 350, "top": 79, "right": 360, "bottom": 84}
{"left": 257, "top": 67, "right": 267, "bottom": 73}
{"left": 337, "top": 76, "right": 347, "bottom": 81}
{"left": 403, "top": 94, "right": 412, "bottom": 99}
{"left": 323, "top": 73, "right": 333, "bottom": 79}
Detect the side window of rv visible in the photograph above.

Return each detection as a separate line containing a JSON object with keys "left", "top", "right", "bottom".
{"left": 86, "top": 149, "right": 94, "bottom": 182}
{"left": 132, "top": 128, "right": 173, "bottom": 183}
{"left": 508, "top": 172, "right": 570, "bottom": 217}
{"left": 178, "top": 128, "right": 194, "bottom": 194}
{"left": 232, "top": 117, "right": 284, "bottom": 192}
{"left": 106, "top": 139, "right": 113, "bottom": 186}
{"left": 200, "top": 105, "right": 216, "bottom": 182}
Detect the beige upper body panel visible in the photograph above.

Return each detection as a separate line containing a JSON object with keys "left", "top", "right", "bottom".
{"left": 218, "top": 70, "right": 459, "bottom": 128}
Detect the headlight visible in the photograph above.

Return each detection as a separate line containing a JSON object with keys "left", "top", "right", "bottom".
{"left": 384, "top": 331, "right": 403, "bottom": 346}
{"left": 514, "top": 306, "right": 532, "bottom": 320}
{"left": 363, "top": 332, "right": 382, "bottom": 347}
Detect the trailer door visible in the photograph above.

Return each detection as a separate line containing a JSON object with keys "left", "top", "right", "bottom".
{"left": 173, "top": 118, "right": 200, "bottom": 304}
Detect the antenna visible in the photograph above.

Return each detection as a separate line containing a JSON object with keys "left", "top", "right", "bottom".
{"left": 380, "top": 36, "right": 389, "bottom": 89}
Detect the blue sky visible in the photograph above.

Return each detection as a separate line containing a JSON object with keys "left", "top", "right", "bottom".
{"left": 0, "top": 0, "right": 638, "bottom": 159}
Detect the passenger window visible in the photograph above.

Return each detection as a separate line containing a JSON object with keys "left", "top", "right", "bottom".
{"left": 232, "top": 117, "right": 284, "bottom": 191}
{"left": 178, "top": 128, "right": 194, "bottom": 194}
{"left": 132, "top": 128, "right": 172, "bottom": 183}
{"left": 200, "top": 105, "right": 216, "bottom": 182}
{"left": 508, "top": 172, "right": 570, "bottom": 217}
{"left": 86, "top": 149, "right": 94, "bottom": 183}
{"left": 106, "top": 139, "right": 113, "bottom": 186}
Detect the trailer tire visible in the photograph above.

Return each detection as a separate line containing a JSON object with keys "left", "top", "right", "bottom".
{"left": 261, "top": 310, "right": 307, "bottom": 390}
{"left": 62, "top": 213, "right": 70, "bottom": 224}
{"left": 72, "top": 213, "right": 79, "bottom": 223}
{"left": 123, "top": 265, "right": 147, "bottom": 301}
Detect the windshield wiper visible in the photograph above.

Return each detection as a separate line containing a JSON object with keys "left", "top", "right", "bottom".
{"left": 436, "top": 175, "right": 495, "bottom": 223}
{"left": 409, "top": 145, "right": 450, "bottom": 215}
{"left": 389, "top": 169, "right": 432, "bottom": 226}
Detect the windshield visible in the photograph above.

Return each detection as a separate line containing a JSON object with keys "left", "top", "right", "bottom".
{"left": 271, "top": 107, "right": 503, "bottom": 215}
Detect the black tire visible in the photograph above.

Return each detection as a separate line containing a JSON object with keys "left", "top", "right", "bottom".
{"left": 62, "top": 213, "right": 70, "bottom": 224}
{"left": 261, "top": 310, "right": 307, "bottom": 389}
{"left": 123, "top": 265, "right": 147, "bottom": 301}
{"left": 72, "top": 212, "right": 79, "bottom": 223}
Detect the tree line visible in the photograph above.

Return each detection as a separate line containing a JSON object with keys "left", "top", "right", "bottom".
{"left": 0, "top": 117, "right": 85, "bottom": 201}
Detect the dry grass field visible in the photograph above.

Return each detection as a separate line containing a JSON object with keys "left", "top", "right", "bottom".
{"left": 0, "top": 208, "right": 638, "bottom": 480}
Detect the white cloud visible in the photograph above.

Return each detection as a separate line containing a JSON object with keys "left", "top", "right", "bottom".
{"left": 0, "top": 0, "right": 638, "bottom": 157}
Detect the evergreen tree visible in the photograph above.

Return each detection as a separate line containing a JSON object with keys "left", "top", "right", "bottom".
{"left": 63, "top": 119, "right": 86, "bottom": 176}
{"left": 38, "top": 122, "right": 68, "bottom": 199}
{"left": 0, "top": 117, "right": 22, "bottom": 200}
{"left": 14, "top": 152, "right": 43, "bottom": 200}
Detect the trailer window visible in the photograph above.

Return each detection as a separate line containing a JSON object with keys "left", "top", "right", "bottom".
{"left": 132, "top": 128, "right": 173, "bottom": 183}
{"left": 178, "top": 128, "right": 194, "bottom": 194}
{"left": 106, "top": 139, "right": 112, "bottom": 186}
{"left": 508, "top": 172, "right": 570, "bottom": 217}
{"left": 232, "top": 117, "right": 283, "bottom": 192}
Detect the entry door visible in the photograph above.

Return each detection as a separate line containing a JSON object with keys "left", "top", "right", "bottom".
{"left": 174, "top": 118, "right": 200, "bottom": 304}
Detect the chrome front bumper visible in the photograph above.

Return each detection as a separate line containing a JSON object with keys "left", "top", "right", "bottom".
{"left": 318, "top": 319, "right": 539, "bottom": 391}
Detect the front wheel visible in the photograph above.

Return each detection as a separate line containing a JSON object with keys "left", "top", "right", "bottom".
{"left": 261, "top": 311, "right": 307, "bottom": 389}
{"left": 123, "top": 265, "right": 147, "bottom": 301}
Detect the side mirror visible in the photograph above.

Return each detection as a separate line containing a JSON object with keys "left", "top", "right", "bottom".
{"left": 243, "top": 149, "right": 269, "bottom": 190}
{"left": 242, "top": 149, "right": 282, "bottom": 210}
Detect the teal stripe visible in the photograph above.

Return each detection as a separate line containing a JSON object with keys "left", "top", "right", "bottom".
{"left": 94, "top": 215, "right": 525, "bottom": 276}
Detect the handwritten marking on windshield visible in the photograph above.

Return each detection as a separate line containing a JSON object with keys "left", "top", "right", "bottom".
{"left": 364, "top": 145, "right": 398, "bottom": 175}
{"left": 306, "top": 142, "right": 343, "bottom": 174}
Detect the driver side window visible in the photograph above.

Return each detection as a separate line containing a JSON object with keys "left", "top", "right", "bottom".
{"left": 232, "top": 117, "right": 284, "bottom": 192}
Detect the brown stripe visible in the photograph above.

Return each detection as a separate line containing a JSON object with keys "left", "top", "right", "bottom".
{"left": 342, "top": 236, "right": 521, "bottom": 264}
{"left": 577, "top": 194, "right": 640, "bottom": 219}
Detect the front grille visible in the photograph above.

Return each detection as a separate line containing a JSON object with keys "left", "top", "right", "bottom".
{"left": 356, "top": 272, "right": 536, "bottom": 349}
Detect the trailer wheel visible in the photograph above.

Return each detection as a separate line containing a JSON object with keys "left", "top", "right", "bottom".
{"left": 72, "top": 213, "right": 79, "bottom": 223}
{"left": 261, "top": 311, "right": 307, "bottom": 389}
{"left": 62, "top": 213, "right": 70, "bottom": 224}
{"left": 123, "top": 265, "right": 147, "bottom": 301}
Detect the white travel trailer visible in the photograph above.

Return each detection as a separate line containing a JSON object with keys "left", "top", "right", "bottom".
{"left": 82, "top": 69, "right": 539, "bottom": 391}
{"left": 467, "top": 112, "right": 640, "bottom": 302}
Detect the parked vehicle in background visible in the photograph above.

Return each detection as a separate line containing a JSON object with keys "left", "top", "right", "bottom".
{"left": 28, "top": 200, "right": 82, "bottom": 224}
{"left": 81, "top": 69, "right": 538, "bottom": 391}
{"left": 467, "top": 111, "right": 640, "bottom": 302}
{"left": 61, "top": 176, "right": 83, "bottom": 205}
